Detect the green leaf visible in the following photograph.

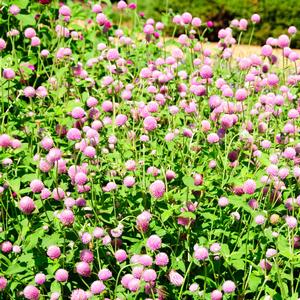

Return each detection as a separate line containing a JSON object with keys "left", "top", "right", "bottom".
{"left": 41, "top": 233, "right": 64, "bottom": 248}
{"left": 178, "top": 211, "right": 196, "bottom": 220}
{"left": 10, "top": 0, "right": 29, "bottom": 9}
{"left": 277, "top": 235, "right": 291, "bottom": 259}
{"left": 201, "top": 212, "right": 218, "bottom": 221}
{"left": 228, "top": 196, "right": 253, "bottom": 214}
{"left": 6, "top": 263, "right": 26, "bottom": 275}
{"left": 221, "top": 244, "right": 230, "bottom": 257}
{"left": 8, "top": 178, "right": 20, "bottom": 193}
{"left": 230, "top": 259, "right": 244, "bottom": 270}
{"left": 248, "top": 274, "right": 262, "bottom": 291}
{"left": 50, "top": 280, "right": 61, "bottom": 293}
{"left": 182, "top": 176, "right": 194, "bottom": 188}
{"left": 161, "top": 209, "right": 173, "bottom": 222}
{"left": 16, "top": 14, "right": 36, "bottom": 26}
{"left": 21, "top": 173, "right": 38, "bottom": 183}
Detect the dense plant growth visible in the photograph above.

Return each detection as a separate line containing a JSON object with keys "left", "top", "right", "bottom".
{"left": 0, "top": 1, "right": 300, "bottom": 299}
{"left": 135, "top": 0, "right": 300, "bottom": 48}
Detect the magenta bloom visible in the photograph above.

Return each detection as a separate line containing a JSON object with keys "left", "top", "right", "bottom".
{"left": 149, "top": 180, "right": 165, "bottom": 198}
{"left": 146, "top": 235, "right": 162, "bottom": 251}
{"left": 19, "top": 196, "right": 36, "bottom": 214}
{"left": 115, "top": 249, "right": 127, "bottom": 262}
{"left": 155, "top": 252, "right": 169, "bottom": 266}
{"left": 67, "top": 128, "right": 81, "bottom": 141}
{"left": 47, "top": 245, "right": 61, "bottom": 259}
{"left": 0, "top": 276, "right": 7, "bottom": 290}
{"left": 98, "top": 268, "right": 112, "bottom": 281}
{"left": 243, "top": 179, "right": 256, "bottom": 195}
{"left": 194, "top": 245, "right": 209, "bottom": 260}
{"left": 136, "top": 211, "right": 152, "bottom": 232}
{"left": 3, "top": 68, "right": 15, "bottom": 80}
{"left": 91, "top": 280, "right": 105, "bottom": 294}
{"left": 59, "top": 209, "right": 75, "bottom": 226}
{"left": 222, "top": 280, "right": 236, "bottom": 293}
{"left": 211, "top": 290, "right": 223, "bottom": 300}
{"left": 30, "top": 179, "right": 44, "bottom": 193}
{"left": 35, "top": 273, "right": 46, "bottom": 285}
{"left": 80, "top": 249, "right": 94, "bottom": 263}
{"left": 207, "top": 133, "right": 220, "bottom": 144}
{"left": 23, "top": 285, "right": 40, "bottom": 300}
{"left": 142, "top": 269, "right": 157, "bottom": 282}
{"left": 55, "top": 269, "right": 69, "bottom": 282}
{"left": 169, "top": 270, "right": 184, "bottom": 286}
{"left": 143, "top": 116, "right": 157, "bottom": 131}
{"left": 70, "top": 289, "right": 88, "bottom": 300}
{"left": 107, "top": 48, "right": 120, "bottom": 61}
{"left": 200, "top": 65, "right": 213, "bottom": 79}
{"left": 76, "top": 262, "right": 91, "bottom": 277}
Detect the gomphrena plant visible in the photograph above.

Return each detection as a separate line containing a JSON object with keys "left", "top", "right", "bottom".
{"left": 0, "top": 0, "right": 300, "bottom": 299}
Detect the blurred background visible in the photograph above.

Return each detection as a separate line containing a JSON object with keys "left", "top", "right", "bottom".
{"left": 110, "top": 0, "right": 300, "bottom": 48}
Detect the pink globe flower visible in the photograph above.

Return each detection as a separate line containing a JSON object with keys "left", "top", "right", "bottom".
{"left": 218, "top": 197, "right": 229, "bottom": 207}
{"left": 121, "top": 274, "right": 134, "bottom": 288}
{"left": 1, "top": 241, "right": 12, "bottom": 253}
{"left": 98, "top": 269, "right": 112, "bottom": 281}
{"left": 169, "top": 270, "right": 184, "bottom": 286}
{"left": 155, "top": 252, "right": 169, "bottom": 266}
{"left": 59, "top": 5, "right": 71, "bottom": 16}
{"left": 91, "top": 280, "right": 105, "bottom": 294}
{"left": 76, "top": 262, "right": 91, "bottom": 277}
{"left": 138, "top": 254, "right": 153, "bottom": 267}
{"left": 24, "top": 28, "right": 36, "bottom": 39}
{"left": 0, "top": 276, "right": 7, "bottom": 290}
{"left": 40, "top": 137, "right": 53, "bottom": 150}
{"left": 211, "top": 290, "right": 223, "bottom": 300}
{"left": 181, "top": 12, "right": 192, "bottom": 24}
{"left": 207, "top": 133, "right": 220, "bottom": 144}
{"left": 80, "top": 249, "right": 94, "bottom": 263}
{"left": 243, "top": 179, "right": 256, "bottom": 195}
{"left": 288, "top": 26, "right": 297, "bottom": 35}
{"left": 123, "top": 176, "right": 135, "bottom": 187}
{"left": 277, "top": 34, "right": 290, "bottom": 48}
{"left": 115, "top": 249, "right": 127, "bottom": 262}
{"left": 194, "top": 245, "right": 209, "bottom": 260}
{"left": 251, "top": 14, "right": 260, "bottom": 23}
{"left": 55, "top": 269, "right": 69, "bottom": 282}
{"left": 255, "top": 215, "right": 265, "bottom": 225}
{"left": 0, "top": 38, "right": 6, "bottom": 50}
{"left": 23, "top": 285, "right": 40, "bottom": 300}
{"left": 128, "top": 278, "right": 140, "bottom": 292}
{"left": 143, "top": 116, "right": 157, "bottom": 131}
{"left": 9, "top": 5, "right": 20, "bottom": 15}
{"left": 19, "top": 196, "right": 36, "bottom": 214}
{"left": 35, "top": 273, "right": 46, "bottom": 285}
{"left": 3, "top": 68, "right": 15, "bottom": 80}
{"left": 149, "top": 180, "right": 165, "bottom": 198}
{"left": 59, "top": 209, "right": 75, "bottom": 226}
{"left": 107, "top": 49, "right": 120, "bottom": 61}
{"left": 70, "top": 289, "right": 87, "bottom": 300}
{"left": 235, "top": 88, "right": 247, "bottom": 101}
{"left": 285, "top": 216, "right": 297, "bottom": 229}
{"left": 200, "top": 65, "right": 213, "bottom": 79}
{"left": 222, "top": 280, "right": 236, "bottom": 293}
{"left": 142, "top": 269, "right": 157, "bottom": 282}
{"left": 47, "top": 246, "right": 61, "bottom": 259}
{"left": 30, "top": 179, "right": 44, "bottom": 193}
{"left": 71, "top": 107, "right": 85, "bottom": 119}
{"left": 67, "top": 128, "right": 81, "bottom": 141}
{"left": 136, "top": 211, "right": 152, "bottom": 232}
{"left": 146, "top": 235, "right": 162, "bottom": 251}
{"left": 24, "top": 86, "right": 36, "bottom": 97}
